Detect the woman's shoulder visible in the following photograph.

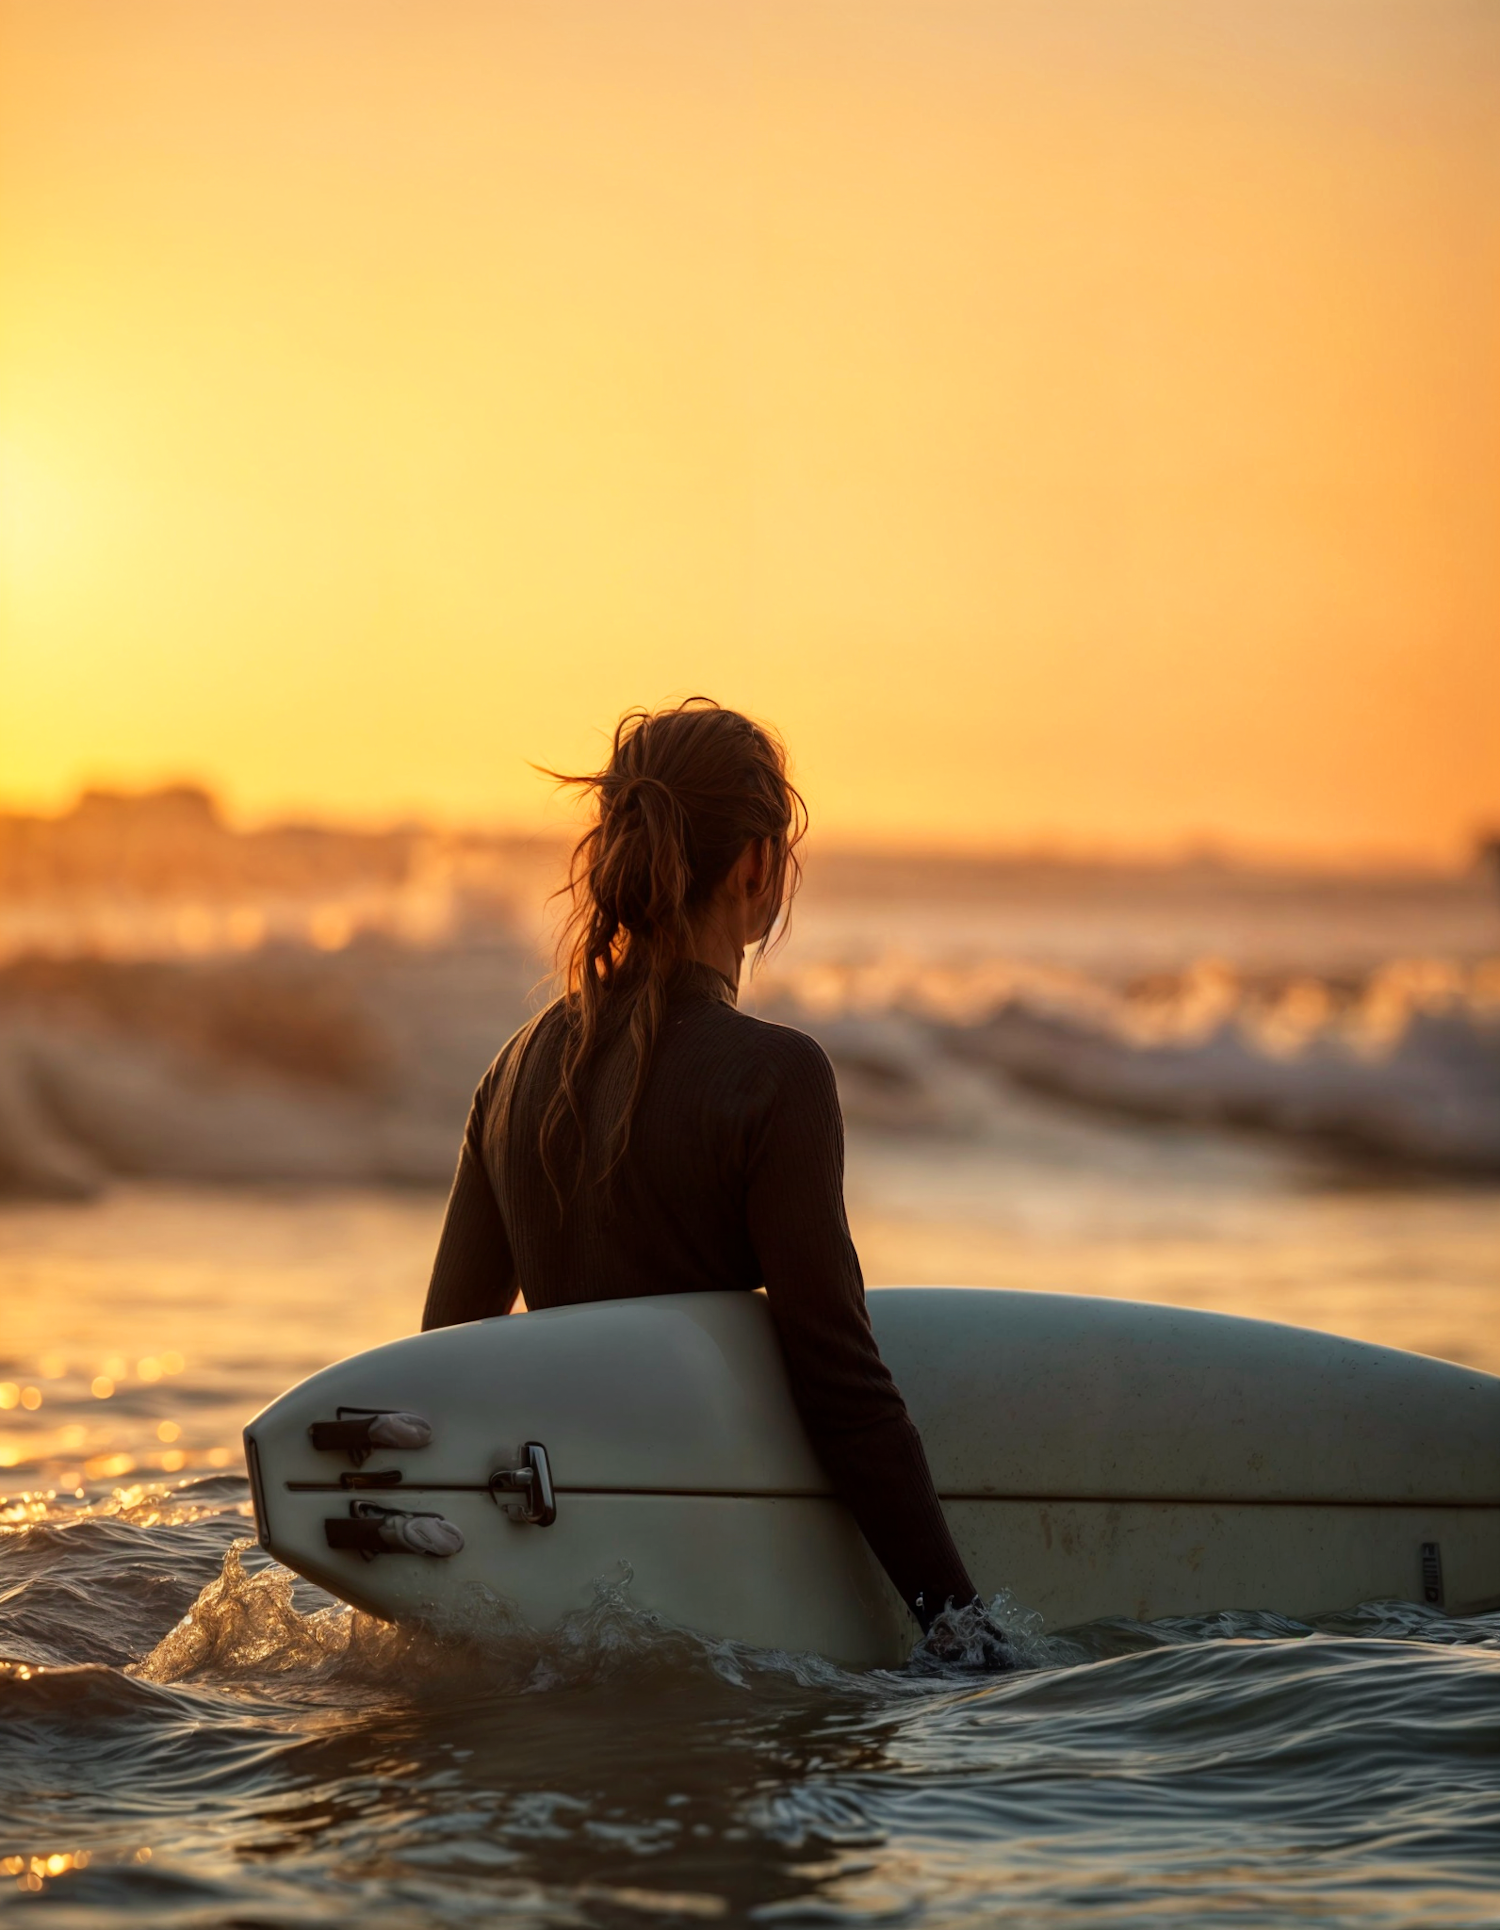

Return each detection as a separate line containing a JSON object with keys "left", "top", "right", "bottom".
{"left": 474, "top": 999, "right": 566, "bottom": 1104}
{"left": 706, "top": 1001, "right": 837, "bottom": 1091}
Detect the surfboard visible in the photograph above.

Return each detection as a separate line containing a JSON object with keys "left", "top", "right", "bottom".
{"left": 243, "top": 1288, "right": 1500, "bottom": 1667}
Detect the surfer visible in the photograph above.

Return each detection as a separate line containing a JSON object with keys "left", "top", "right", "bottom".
{"left": 422, "top": 698, "right": 1009, "bottom": 1667}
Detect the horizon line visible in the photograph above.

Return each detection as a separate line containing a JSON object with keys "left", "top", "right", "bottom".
{"left": 1, "top": 780, "right": 1494, "bottom": 882}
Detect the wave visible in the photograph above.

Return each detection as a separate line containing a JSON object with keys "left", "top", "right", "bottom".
{"left": 754, "top": 956, "right": 1500, "bottom": 1173}
{"left": 6, "top": 1495, "right": 1500, "bottom": 1928}
{"left": 0, "top": 1015, "right": 459, "bottom": 1199}
{"left": 0, "top": 942, "right": 534, "bottom": 1198}
{"left": 0, "top": 1656, "right": 178, "bottom": 1724}
{"left": 0, "top": 942, "right": 1496, "bottom": 1199}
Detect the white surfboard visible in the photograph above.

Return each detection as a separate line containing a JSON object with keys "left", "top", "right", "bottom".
{"left": 243, "top": 1289, "right": 1500, "bottom": 1667}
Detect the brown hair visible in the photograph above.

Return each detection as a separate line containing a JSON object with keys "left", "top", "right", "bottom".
{"left": 539, "top": 697, "right": 806, "bottom": 1197}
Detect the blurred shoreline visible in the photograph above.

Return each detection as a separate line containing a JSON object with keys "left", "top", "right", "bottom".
{"left": 5, "top": 784, "right": 1496, "bottom": 964}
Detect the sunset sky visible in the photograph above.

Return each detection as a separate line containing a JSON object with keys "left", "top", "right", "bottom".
{"left": 1, "top": 0, "right": 1496, "bottom": 861}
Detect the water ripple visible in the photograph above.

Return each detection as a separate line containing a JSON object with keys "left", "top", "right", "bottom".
{"left": 3, "top": 1490, "right": 1498, "bottom": 1927}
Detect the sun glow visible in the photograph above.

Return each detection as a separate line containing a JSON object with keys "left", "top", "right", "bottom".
{"left": 0, "top": 1, "right": 1495, "bottom": 862}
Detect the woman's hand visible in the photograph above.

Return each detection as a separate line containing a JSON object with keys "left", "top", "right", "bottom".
{"left": 913, "top": 1599, "right": 1016, "bottom": 1674}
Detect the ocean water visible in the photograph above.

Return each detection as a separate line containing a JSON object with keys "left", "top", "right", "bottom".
{"left": 3, "top": 1170, "right": 1499, "bottom": 1929}
{"left": 3, "top": 855, "right": 1499, "bottom": 1925}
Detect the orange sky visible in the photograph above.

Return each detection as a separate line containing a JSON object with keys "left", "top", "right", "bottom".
{"left": 1, "top": 0, "right": 1496, "bottom": 861}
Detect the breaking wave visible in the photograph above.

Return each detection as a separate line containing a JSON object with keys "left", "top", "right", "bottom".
{"left": 754, "top": 954, "right": 1500, "bottom": 1171}
{"left": 2, "top": 887, "right": 1496, "bottom": 1196}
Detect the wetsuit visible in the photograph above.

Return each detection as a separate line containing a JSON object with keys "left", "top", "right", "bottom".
{"left": 422, "top": 960, "right": 977, "bottom": 1629}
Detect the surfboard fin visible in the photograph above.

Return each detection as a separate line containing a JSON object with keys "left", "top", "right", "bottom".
{"left": 308, "top": 1409, "right": 434, "bottom": 1465}
{"left": 325, "top": 1502, "right": 464, "bottom": 1560}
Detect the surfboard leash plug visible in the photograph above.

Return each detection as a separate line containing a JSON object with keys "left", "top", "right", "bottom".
{"left": 489, "top": 1443, "right": 557, "bottom": 1527}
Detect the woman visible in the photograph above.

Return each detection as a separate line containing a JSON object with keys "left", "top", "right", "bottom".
{"left": 423, "top": 697, "right": 1006, "bottom": 1662}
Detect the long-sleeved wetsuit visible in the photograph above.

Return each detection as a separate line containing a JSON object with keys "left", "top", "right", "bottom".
{"left": 422, "top": 960, "right": 977, "bottom": 1628}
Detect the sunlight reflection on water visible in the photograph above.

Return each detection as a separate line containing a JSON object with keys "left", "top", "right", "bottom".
{"left": 1, "top": 1174, "right": 1498, "bottom": 1925}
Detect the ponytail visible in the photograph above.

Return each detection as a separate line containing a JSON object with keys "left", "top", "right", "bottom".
{"left": 537, "top": 698, "right": 805, "bottom": 1200}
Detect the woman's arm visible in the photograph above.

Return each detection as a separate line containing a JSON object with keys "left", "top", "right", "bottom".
{"left": 744, "top": 1030, "right": 978, "bottom": 1630}
{"left": 422, "top": 1075, "right": 520, "bottom": 1329}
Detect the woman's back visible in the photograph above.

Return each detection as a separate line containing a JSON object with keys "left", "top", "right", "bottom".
{"left": 527, "top": 966, "right": 836, "bottom": 1293}
{"left": 421, "top": 698, "right": 995, "bottom": 1648}
{"left": 425, "top": 960, "right": 919, "bottom": 1443}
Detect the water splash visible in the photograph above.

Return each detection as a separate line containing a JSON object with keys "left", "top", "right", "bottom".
{"left": 131, "top": 1540, "right": 420, "bottom": 1687}
{"left": 127, "top": 1541, "right": 1045, "bottom": 1703}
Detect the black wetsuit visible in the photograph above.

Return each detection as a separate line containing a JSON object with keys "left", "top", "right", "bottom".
{"left": 422, "top": 960, "right": 977, "bottom": 1627}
